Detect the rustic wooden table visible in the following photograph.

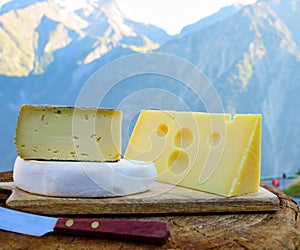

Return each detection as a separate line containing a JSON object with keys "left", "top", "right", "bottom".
{"left": 0, "top": 171, "right": 299, "bottom": 249}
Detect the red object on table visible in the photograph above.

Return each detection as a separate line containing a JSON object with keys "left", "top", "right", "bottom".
{"left": 272, "top": 179, "right": 280, "bottom": 187}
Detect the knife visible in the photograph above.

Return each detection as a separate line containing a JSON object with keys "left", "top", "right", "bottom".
{"left": 0, "top": 207, "right": 170, "bottom": 245}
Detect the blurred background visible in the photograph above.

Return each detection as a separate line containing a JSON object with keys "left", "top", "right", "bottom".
{"left": 0, "top": 0, "right": 299, "bottom": 199}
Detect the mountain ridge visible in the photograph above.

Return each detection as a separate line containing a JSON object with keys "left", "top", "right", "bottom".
{"left": 0, "top": 0, "right": 170, "bottom": 77}
{"left": 180, "top": 4, "right": 243, "bottom": 36}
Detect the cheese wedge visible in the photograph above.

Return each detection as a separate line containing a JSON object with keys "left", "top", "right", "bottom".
{"left": 13, "top": 156, "right": 156, "bottom": 197}
{"left": 15, "top": 105, "right": 122, "bottom": 161}
{"left": 124, "top": 110, "right": 261, "bottom": 197}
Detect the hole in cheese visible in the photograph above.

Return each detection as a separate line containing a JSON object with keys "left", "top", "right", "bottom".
{"left": 209, "top": 132, "right": 221, "bottom": 147}
{"left": 174, "top": 128, "right": 193, "bottom": 148}
{"left": 168, "top": 150, "right": 189, "bottom": 174}
{"left": 157, "top": 124, "right": 168, "bottom": 137}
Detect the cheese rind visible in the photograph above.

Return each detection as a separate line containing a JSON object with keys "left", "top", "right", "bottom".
{"left": 15, "top": 105, "right": 122, "bottom": 161}
{"left": 13, "top": 156, "right": 156, "bottom": 197}
{"left": 124, "top": 110, "right": 261, "bottom": 197}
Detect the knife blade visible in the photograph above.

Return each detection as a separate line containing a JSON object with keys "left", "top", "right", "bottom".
{"left": 0, "top": 207, "right": 170, "bottom": 245}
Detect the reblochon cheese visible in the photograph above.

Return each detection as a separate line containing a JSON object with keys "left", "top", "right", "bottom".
{"left": 124, "top": 110, "right": 262, "bottom": 197}
{"left": 13, "top": 156, "right": 156, "bottom": 197}
{"left": 15, "top": 105, "right": 122, "bottom": 162}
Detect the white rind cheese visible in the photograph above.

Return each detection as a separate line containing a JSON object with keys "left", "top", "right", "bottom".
{"left": 13, "top": 157, "right": 156, "bottom": 197}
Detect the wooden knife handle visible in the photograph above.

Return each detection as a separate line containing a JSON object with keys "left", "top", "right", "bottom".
{"left": 54, "top": 218, "right": 170, "bottom": 245}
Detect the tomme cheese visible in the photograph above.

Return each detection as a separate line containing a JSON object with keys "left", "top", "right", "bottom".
{"left": 13, "top": 156, "right": 156, "bottom": 197}
{"left": 124, "top": 110, "right": 262, "bottom": 197}
{"left": 15, "top": 105, "right": 122, "bottom": 162}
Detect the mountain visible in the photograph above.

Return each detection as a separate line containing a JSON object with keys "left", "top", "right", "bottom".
{"left": 0, "top": 0, "right": 170, "bottom": 77}
{"left": 0, "top": 0, "right": 300, "bottom": 178}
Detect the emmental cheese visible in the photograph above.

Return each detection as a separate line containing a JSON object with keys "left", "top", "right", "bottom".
{"left": 124, "top": 110, "right": 262, "bottom": 197}
{"left": 15, "top": 105, "right": 122, "bottom": 162}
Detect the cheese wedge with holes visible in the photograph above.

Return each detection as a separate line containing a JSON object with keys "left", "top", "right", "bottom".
{"left": 15, "top": 105, "right": 122, "bottom": 161}
{"left": 124, "top": 110, "right": 262, "bottom": 197}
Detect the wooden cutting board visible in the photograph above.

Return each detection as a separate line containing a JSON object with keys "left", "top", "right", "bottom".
{"left": 0, "top": 182, "right": 279, "bottom": 216}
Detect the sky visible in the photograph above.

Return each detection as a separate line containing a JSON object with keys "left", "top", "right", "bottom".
{"left": 115, "top": 0, "right": 257, "bottom": 35}
{"left": 0, "top": 0, "right": 257, "bottom": 35}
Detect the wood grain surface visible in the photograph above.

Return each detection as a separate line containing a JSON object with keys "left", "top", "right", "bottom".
{"left": 0, "top": 172, "right": 299, "bottom": 249}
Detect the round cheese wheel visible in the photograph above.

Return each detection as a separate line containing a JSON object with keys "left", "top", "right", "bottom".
{"left": 13, "top": 156, "right": 156, "bottom": 198}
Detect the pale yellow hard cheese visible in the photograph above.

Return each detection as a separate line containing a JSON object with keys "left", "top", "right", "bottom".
{"left": 124, "top": 110, "right": 261, "bottom": 197}
{"left": 15, "top": 105, "right": 122, "bottom": 161}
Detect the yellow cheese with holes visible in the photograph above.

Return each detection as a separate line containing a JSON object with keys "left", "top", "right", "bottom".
{"left": 15, "top": 105, "right": 122, "bottom": 161}
{"left": 124, "top": 110, "right": 261, "bottom": 197}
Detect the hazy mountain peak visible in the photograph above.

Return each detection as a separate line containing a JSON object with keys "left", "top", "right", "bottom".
{"left": 180, "top": 4, "right": 244, "bottom": 36}
{"left": 100, "top": 0, "right": 134, "bottom": 35}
